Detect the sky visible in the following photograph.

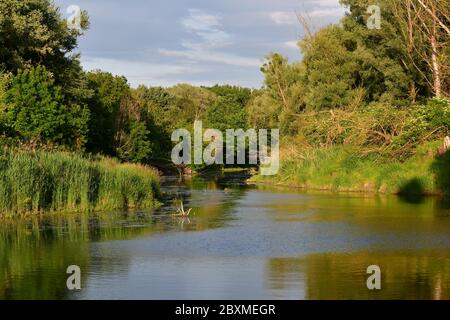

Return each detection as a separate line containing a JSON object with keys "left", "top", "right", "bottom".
{"left": 55, "top": 0, "right": 347, "bottom": 88}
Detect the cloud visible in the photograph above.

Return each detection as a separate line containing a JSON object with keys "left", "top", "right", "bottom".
{"left": 269, "top": 11, "right": 297, "bottom": 25}
{"left": 57, "top": 0, "right": 344, "bottom": 88}
{"left": 81, "top": 56, "right": 203, "bottom": 87}
{"left": 310, "top": 0, "right": 341, "bottom": 7}
{"left": 309, "top": 7, "right": 346, "bottom": 17}
{"left": 157, "top": 9, "right": 260, "bottom": 68}
{"left": 182, "top": 9, "right": 231, "bottom": 49}
{"left": 158, "top": 49, "right": 261, "bottom": 67}
{"left": 269, "top": 0, "right": 345, "bottom": 25}
{"left": 284, "top": 40, "right": 299, "bottom": 49}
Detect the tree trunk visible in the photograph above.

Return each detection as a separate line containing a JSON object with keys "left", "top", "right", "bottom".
{"left": 407, "top": 1, "right": 417, "bottom": 103}
{"left": 430, "top": 3, "right": 442, "bottom": 97}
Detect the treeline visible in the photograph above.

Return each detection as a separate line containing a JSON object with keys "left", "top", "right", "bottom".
{"left": 248, "top": 0, "right": 449, "bottom": 193}
{"left": 0, "top": 0, "right": 253, "bottom": 169}
{"left": 247, "top": 0, "right": 449, "bottom": 161}
{"left": 0, "top": 0, "right": 449, "bottom": 178}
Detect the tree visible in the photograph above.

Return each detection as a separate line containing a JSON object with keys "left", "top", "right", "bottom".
{"left": 0, "top": 73, "right": 12, "bottom": 135}
{"left": 206, "top": 95, "right": 248, "bottom": 131}
{"left": 392, "top": 0, "right": 449, "bottom": 98}
{"left": 0, "top": 0, "right": 89, "bottom": 74}
{"left": 207, "top": 85, "right": 251, "bottom": 105}
{"left": 168, "top": 84, "right": 216, "bottom": 121}
{"left": 85, "top": 71, "right": 130, "bottom": 155}
{"left": 0, "top": 0, "right": 90, "bottom": 95}
{"left": 131, "top": 86, "right": 179, "bottom": 161}
{"left": 247, "top": 89, "right": 281, "bottom": 130}
{"left": 339, "top": 0, "right": 449, "bottom": 102}
{"left": 248, "top": 54, "right": 305, "bottom": 133}
{"left": 2, "top": 66, "right": 89, "bottom": 148}
{"left": 116, "top": 120, "right": 152, "bottom": 163}
{"left": 205, "top": 85, "right": 251, "bottom": 130}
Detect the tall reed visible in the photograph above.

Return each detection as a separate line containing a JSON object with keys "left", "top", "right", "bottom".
{"left": 0, "top": 150, "right": 160, "bottom": 217}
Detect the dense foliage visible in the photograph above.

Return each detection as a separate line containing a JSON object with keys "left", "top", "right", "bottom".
{"left": 2, "top": 66, "right": 89, "bottom": 148}
{"left": 0, "top": 150, "right": 160, "bottom": 216}
{"left": 0, "top": 0, "right": 449, "bottom": 194}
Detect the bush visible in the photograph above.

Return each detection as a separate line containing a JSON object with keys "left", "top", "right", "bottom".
{"left": 291, "top": 99, "right": 449, "bottom": 159}
{"left": 400, "top": 98, "right": 450, "bottom": 143}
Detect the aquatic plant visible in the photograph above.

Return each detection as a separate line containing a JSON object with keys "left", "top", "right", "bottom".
{"left": 0, "top": 150, "right": 160, "bottom": 217}
{"left": 172, "top": 199, "right": 193, "bottom": 217}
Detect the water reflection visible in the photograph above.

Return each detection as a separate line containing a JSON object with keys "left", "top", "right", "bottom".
{"left": 0, "top": 173, "right": 449, "bottom": 300}
{"left": 0, "top": 175, "right": 246, "bottom": 299}
{"left": 268, "top": 251, "right": 450, "bottom": 300}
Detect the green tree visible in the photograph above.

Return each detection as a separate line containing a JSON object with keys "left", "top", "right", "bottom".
{"left": 300, "top": 26, "right": 365, "bottom": 110}
{"left": 339, "top": 0, "right": 423, "bottom": 104}
{"left": 2, "top": 66, "right": 89, "bottom": 148}
{"left": 168, "top": 84, "right": 216, "bottom": 121}
{"left": 85, "top": 71, "right": 130, "bottom": 155}
{"left": 207, "top": 85, "right": 251, "bottom": 106}
{"left": 206, "top": 95, "right": 248, "bottom": 131}
{"left": 132, "top": 86, "right": 177, "bottom": 161}
{"left": 116, "top": 120, "right": 152, "bottom": 163}
{"left": 0, "top": 0, "right": 88, "bottom": 75}
{"left": 206, "top": 85, "right": 252, "bottom": 131}
{"left": 0, "top": 73, "right": 11, "bottom": 134}
{"left": 0, "top": 0, "right": 91, "bottom": 102}
{"left": 256, "top": 53, "right": 306, "bottom": 133}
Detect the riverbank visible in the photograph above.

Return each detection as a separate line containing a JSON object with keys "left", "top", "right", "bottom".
{"left": 0, "top": 150, "right": 161, "bottom": 217}
{"left": 250, "top": 140, "right": 450, "bottom": 196}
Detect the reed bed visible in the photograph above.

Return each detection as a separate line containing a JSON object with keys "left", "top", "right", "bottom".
{"left": 0, "top": 150, "right": 160, "bottom": 217}
{"left": 251, "top": 140, "right": 449, "bottom": 195}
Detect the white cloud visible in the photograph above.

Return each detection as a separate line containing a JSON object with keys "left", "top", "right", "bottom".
{"left": 182, "top": 9, "right": 232, "bottom": 49}
{"left": 81, "top": 56, "right": 203, "bottom": 87}
{"left": 284, "top": 40, "right": 299, "bottom": 49}
{"left": 157, "top": 9, "right": 260, "bottom": 68}
{"left": 182, "top": 10, "right": 221, "bottom": 30}
{"left": 269, "top": 0, "right": 345, "bottom": 25}
{"left": 269, "top": 11, "right": 297, "bottom": 25}
{"left": 158, "top": 49, "right": 261, "bottom": 67}
{"left": 309, "top": 7, "right": 346, "bottom": 17}
{"left": 310, "top": 0, "right": 341, "bottom": 7}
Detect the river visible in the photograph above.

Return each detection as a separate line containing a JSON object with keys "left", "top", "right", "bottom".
{"left": 1, "top": 173, "right": 449, "bottom": 299}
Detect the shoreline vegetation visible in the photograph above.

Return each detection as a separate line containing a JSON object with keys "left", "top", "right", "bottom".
{"left": 0, "top": 150, "right": 160, "bottom": 218}
{"left": 250, "top": 140, "right": 449, "bottom": 196}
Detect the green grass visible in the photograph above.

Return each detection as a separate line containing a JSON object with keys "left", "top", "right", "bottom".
{"left": 0, "top": 150, "right": 160, "bottom": 217}
{"left": 251, "top": 140, "right": 449, "bottom": 195}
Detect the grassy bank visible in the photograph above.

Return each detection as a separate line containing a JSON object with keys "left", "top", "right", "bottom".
{"left": 0, "top": 150, "right": 160, "bottom": 217}
{"left": 251, "top": 141, "right": 449, "bottom": 195}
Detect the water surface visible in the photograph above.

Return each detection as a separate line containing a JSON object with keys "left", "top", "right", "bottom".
{"left": 1, "top": 174, "right": 449, "bottom": 299}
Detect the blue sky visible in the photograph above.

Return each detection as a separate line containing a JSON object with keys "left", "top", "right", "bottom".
{"left": 55, "top": 0, "right": 346, "bottom": 88}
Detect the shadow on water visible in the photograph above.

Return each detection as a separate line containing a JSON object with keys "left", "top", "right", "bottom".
{"left": 431, "top": 149, "right": 450, "bottom": 195}
{"left": 395, "top": 149, "right": 450, "bottom": 204}
{"left": 0, "top": 212, "right": 163, "bottom": 299}
{"left": 397, "top": 177, "right": 427, "bottom": 204}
